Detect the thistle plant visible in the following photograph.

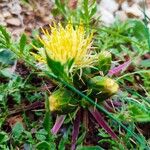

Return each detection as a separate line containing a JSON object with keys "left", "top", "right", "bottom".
{"left": 0, "top": 0, "right": 150, "bottom": 148}
{"left": 32, "top": 21, "right": 120, "bottom": 149}
{"left": 0, "top": 18, "right": 149, "bottom": 149}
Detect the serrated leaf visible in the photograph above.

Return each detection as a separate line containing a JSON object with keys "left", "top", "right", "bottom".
{"left": 43, "top": 111, "right": 51, "bottom": 133}
{"left": 20, "top": 34, "right": 27, "bottom": 53}
{"left": 35, "top": 129, "right": 47, "bottom": 141}
{"left": 43, "top": 96, "right": 51, "bottom": 134}
{"left": 12, "top": 122, "right": 24, "bottom": 139}
{"left": 0, "top": 25, "right": 10, "bottom": 48}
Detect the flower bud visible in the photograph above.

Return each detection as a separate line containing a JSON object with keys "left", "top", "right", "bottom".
{"left": 88, "top": 76, "right": 119, "bottom": 100}
{"left": 49, "top": 88, "right": 78, "bottom": 114}
{"left": 97, "top": 51, "right": 112, "bottom": 75}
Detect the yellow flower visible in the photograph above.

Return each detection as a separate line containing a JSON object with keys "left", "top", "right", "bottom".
{"left": 33, "top": 22, "right": 95, "bottom": 70}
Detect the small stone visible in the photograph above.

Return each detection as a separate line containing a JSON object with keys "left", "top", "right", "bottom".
{"left": 125, "top": 4, "right": 143, "bottom": 18}
{"left": 11, "top": 28, "right": 25, "bottom": 37}
{"left": 116, "top": 0, "right": 126, "bottom": 5}
{"left": 0, "top": 20, "right": 7, "bottom": 26}
{"left": 115, "top": 11, "right": 128, "bottom": 21}
{"left": 0, "top": 14, "right": 4, "bottom": 20}
{"left": 2, "top": 11, "right": 11, "bottom": 18}
{"left": 98, "top": 7, "right": 115, "bottom": 25}
{"left": 6, "top": 18, "right": 21, "bottom": 26}
{"left": 146, "top": 0, "right": 150, "bottom": 8}
{"left": 0, "top": 14, "right": 7, "bottom": 26}
{"left": 8, "top": 0, "right": 22, "bottom": 15}
{"left": 133, "top": 0, "right": 144, "bottom": 4}
{"left": 100, "top": 0, "right": 119, "bottom": 13}
{"left": 121, "top": 1, "right": 129, "bottom": 10}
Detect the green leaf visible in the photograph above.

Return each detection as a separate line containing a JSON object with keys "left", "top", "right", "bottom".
{"left": 0, "top": 25, "right": 11, "bottom": 49}
{"left": 131, "top": 20, "right": 147, "bottom": 40}
{"left": 54, "top": 0, "right": 67, "bottom": 18}
{"left": 1, "top": 68, "right": 14, "bottom": 78}
{"left": 43, "top": 110, "right": 51, "bottom": 133}
{"left": 46, "top": 51, "right": 69, "bottom": 82}
{"left": 77, "top": 146, "right": 104, "bottom": 150}
{"left": 140, "top": 59, "right": 150, "bottom": 68}
{"left": 23, "top": 143, "right": 32, "bottom": 150}
{"left": 12, "top": 122, "right": 24, "bottom": 139}
{"left": 20, "top": 34, "right": 27, "bottom": 53}
{"left": 36, "top": 141, "right": 51, "bottom": 150}
{"left": 12, "top": 91, "right": 21, "bottom": 104}
{"left": 0, "top": 95, "right": 3, "bottom": 101}
{"left": 89, "top": 2, "right": 97, "bottom": 18}
{"left": 35, "top": 129, "right": 47, "bottom": 141}
{"left": 0, "top": 49, "right": 15, "bottom": 65}
{"left": 58, "top": 127, "right": 70, "bottom": 150}
{"left": 0, "top": 132, "right": 9, "bottom": 144}
{"left": 76, "top": 130, "right": 86, "bottom": 145}
{"left": 64, "top": 58, "right": 74, "bottom": 71}
{"left": 128, "top": 104, "right": 150, "bottom": 122}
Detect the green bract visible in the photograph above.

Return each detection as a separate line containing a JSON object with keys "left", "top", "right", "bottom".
{"left": 97, "top": 51, "right": 112, "bottom": 75}
{"left": 88, "top": 76, "right": 119, "bottom": 100}
{"left": 49, "top": 88, "right": 78, "bottom": 114}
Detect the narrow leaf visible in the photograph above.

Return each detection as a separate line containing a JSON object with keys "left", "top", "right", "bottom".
{"left": 51, "top": 115, "right": 66, "bottom": 134}
{"left": 108, "top": 60, "right": 131, "bottom": 76}
{"left": 71, "top": 110, "right": 81, "bottom": 150}
{"left": 89, "top": 107, "right": 118, "bottom": 139}
{"left": 0, "top": 25, "right": 10, "bottom": 47}
{"left": 43, "top": 94, "right": 51, "bottom": 133}
{"left": 20, "top": 34, "right": 27, "bottom": 53}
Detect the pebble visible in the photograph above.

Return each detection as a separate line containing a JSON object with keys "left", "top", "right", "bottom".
{"left": 2, "top": 11, "right": 11, "bottom": 18}
{"left": 8, "top": 0, "right": 22, "bottom": 15}
{"left": 6, "top": 18, "right": 21, "bottom": 26}
{"left": 11, "top": 28, "right": 25, "bottom": 39}
{"left": 115, "top": 10, "right": 128, "bottom": 22}
{"left": 0, "top": 14, "right": 7, "bottom": 26}
{"left": 98, "top": 7, "right": 115, "bottom": 25}
{"left": 121, "top": 1, "right": 129, "bottom": 10}
{"left": 100, "top": 0, "right": 119, "bottom": 13}
{"left": 95, "top": 0, "right": 150, "bottom": 26}
{"left": 125, "top": 4, "right": 144, "bottom": 18}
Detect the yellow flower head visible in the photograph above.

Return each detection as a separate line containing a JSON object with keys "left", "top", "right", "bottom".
{"left": 34, "top": 22, "right": 95, "bottom": 70}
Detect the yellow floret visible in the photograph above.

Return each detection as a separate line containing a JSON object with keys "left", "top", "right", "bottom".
{"left": 33, "top": 21, "right": 95, "bottom": 71}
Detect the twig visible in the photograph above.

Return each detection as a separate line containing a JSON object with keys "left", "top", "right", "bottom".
{"left": 7, "top": 101, "right": 45, "bottom": 118}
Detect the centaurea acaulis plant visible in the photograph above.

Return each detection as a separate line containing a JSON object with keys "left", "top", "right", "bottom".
{"left": 32, "top": 21, "right": 129, "bottom": 149}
